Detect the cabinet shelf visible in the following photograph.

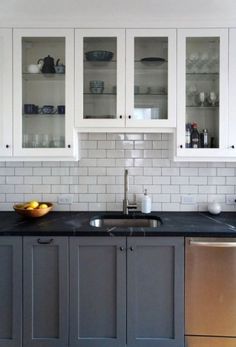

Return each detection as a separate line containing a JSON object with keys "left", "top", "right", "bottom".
{"left": 22, "top": 73, "right": 65, "bottom": 81}
{"left": 23, "top": 113, "right": 65, "bottom": 118}
{"left": 186, "top": 105, "right": 219, "bottom": 109}
{"left": 84, "top": 92, "right": 168, "bottom": 96}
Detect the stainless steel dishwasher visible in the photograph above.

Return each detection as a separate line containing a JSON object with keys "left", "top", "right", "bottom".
{"left": 185, "top": 237, "right": 236, "bottom": 347}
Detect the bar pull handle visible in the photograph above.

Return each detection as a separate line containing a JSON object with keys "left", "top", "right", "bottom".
{"left": 37, "top": 238, "right": 53, "bottom": 245}
{"left": 190, "top": 240, "right": 236, "bottom": 248}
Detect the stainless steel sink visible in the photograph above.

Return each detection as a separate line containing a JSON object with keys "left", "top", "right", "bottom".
{"left": 90, "top": 215, "right": 162, "bottom": 228}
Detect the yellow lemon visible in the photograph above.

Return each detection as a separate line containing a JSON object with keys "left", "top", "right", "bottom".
{"left": 26, "top": 207, "right": 34, "bottom": 210}
{"left": 29, "top": 201, "right": 39, "bottom": 209}
{"left": 39, "top": 204, "right": 48, "bottom": 209}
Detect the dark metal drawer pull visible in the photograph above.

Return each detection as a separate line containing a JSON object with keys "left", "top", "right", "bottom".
{"left": 37, "top": 238, "right": 53, "bottom": 245}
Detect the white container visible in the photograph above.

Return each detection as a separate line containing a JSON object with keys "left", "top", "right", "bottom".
{"left": 141, "top": 189, "right": 152, "bottom": 214}
{"left": 27, "top": 64, "right": 41, "bottom": 74}
{"left": 208, "top": 201, "right": 221, "bottom": 215}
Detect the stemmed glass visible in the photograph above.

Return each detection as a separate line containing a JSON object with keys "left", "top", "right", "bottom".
{"left": 199, "top": 92, "right": 205, "bottom": 107}
{"left": 209, "top": 92, "right": 217, "bottom": 107}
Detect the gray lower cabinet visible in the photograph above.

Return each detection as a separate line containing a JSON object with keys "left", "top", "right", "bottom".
{"left": 23, "top": 237, "right": 69, "bottom": 347}
{"left": 127, "top": 237, "right": 184, "bottom": 347}
{"left": 69, "top": 236, "right": 184, "bottom": 347}
{"left": 0, "top": 237, "right": 22, "bottom": 347}
{"left": 69, "top": 237, "right": 127, "bottom": 347}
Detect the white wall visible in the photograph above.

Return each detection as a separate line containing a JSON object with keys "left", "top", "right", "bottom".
{"left": 0, "top": 0, "right": 236, "bottom": 27}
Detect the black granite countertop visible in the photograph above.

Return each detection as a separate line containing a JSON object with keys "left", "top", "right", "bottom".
{"left": 0, "top": 211, "right": 236, "bottom": 237}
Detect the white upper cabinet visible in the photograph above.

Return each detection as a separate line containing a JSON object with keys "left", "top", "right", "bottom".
{"left": 75, "top": 29, "right": 126, "bottom": 129}
{"left": 13, "top": 28, "right": 78, "bottom": 160}
{"left": 0, "top": 29, "right": 13, "bottom": 157}
{"left": 75, "top": 28, "right": 176, "bottom": 131}
{"left": 229, "top": 29, "right": 236, "bottom": 154}
{"left": 176, "top": 28, "right": 229, "bottom": 160}
{"left": 126, "top": 29, "right": 176, "bottom": 129}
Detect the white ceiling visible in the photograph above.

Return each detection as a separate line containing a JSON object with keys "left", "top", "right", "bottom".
{"left": 0, "top": 0, "right": 236, "bottom": 27}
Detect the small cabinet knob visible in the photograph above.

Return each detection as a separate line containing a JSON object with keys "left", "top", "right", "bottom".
{"left": 231, "top": 145, "right": 235, "bottom": 149}
{"left": 67, "top": 144, "right": 71, "bottom": 148}
{"left": 119, "top": 115, "right": 123, "bottom": 119}
{"left": 128, "top": 115, "right": 131, "bottom": 119}
{"left": 6, "top": 144, "right": 9, "bottom": 148}
{"left": 120, "top": 246, "right": 124, "bottom": 251}
{"left": 180, "top": 145, "right": 183, "bottom": 148}
{"left": 129, "top": 246, "right": 134, "bottom": 251}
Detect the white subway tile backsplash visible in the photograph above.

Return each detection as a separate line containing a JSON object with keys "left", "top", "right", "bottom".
{"left": 15, "top": 168, "right": 32, "bottom": 176}
{"left": 199, "top": 168, "right": 216, "bottom": 176}
{"left": 6, "top": 193, "right": 24, "bottom": 202}
{"left": 15, "top": 185, "right": 32, "bottom": 193}
{"left": 52, "top": 168, "right": 69, "bottom": 176}
{"left": 24, "top": 176, "right": 42, "bottom": 184}
{"left": 43, "top": 176, "right": 60, "bottom": 184}
{"left": 33, "top": 168, "right": 51, "bottom": 176}
{"left": 189, "top": 176, "right": 207, "bottom": 185}
{"left": 98, "top": 141, "right": 115, "bottom": 149}
{"left": 88, "top": 167, "right": 106, "bottom": 176}
{"left": 0, "top": 133, "right": 235, "bottom": 211}
{"left": 162, "top": 185, "right": 179, "bottom": 194}
{"left": 180, "top": 185, "right": 198, "bottom": 194}
{"left": 217, "top": 168, "right": 235, "bottom": 176}
{"left": 0, "top": 185, "right": 14, "bottom": 193}
{"left": 88, "top": 185, "right": 106, "bottom": 194}
{"left": 162, "top": 168, "right": 179, "bottom": 176}
{"left": 199, "top": 185, "right": 216, "bottom": 194}
{"left": 180, "top": 168, "right": 198, "bottom": 176}
{"left": 6, "top": 176, "right": 23, "bottom": 185}
{"left": 79, "top": 176, "right": 97, "bottom": 185}
{"left": 33, "top": 185, "right": 51, "bottom": 193}
{"left": 0, "top": 168, "right": 14, "bottom": 176}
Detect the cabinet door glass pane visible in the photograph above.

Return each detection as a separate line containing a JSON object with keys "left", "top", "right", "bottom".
{"left": 186, "top": 37, "right": 219, "bottom": 148}
{"left": 83, "top": 37, "right": 117, "bottom": 119}
{"left": 22, "top": 37, "right": 65, "bottom": 149}
{"left": 134, "top": 37, "right": 168, "bottom": 120}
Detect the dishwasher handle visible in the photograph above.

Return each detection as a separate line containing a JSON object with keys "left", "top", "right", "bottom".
{"left": 189, "top": 240, "right": 236, "bottom": 247}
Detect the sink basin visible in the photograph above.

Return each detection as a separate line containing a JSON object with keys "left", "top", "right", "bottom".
{"left": 89, "top": 214, "right": 162, "bottom": 228}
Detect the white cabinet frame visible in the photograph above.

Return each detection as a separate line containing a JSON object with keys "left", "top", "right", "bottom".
{"left": 75, "top": 29, "right": 126, "bottom": 128}
{"left": 126, "top": 28, "right": 176, "bottom": 129}
{"left": 176, "top": 28, "right": 229, "bottom": 160}
{"left": 13, "top": 28, "right": 77, "bottom": 160}
{"left": 0, "top": 29, "right": 13, "bottom": 157}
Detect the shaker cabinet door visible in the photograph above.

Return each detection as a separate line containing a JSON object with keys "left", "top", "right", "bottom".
{"left": 127, "top": 237, "right": 184, "bottom": 347}
{"left": 176, "top": 28, "right": 229, "bottom": 159}
{"left": 69, "top": 237, "right": 126, "bottom": 347}
{"left": 23, "top": 237, "right": 69, "bottom": 347}
{"left": 0, "top": 237, "right": 22, "bottom": 347}
{"left": 75, "top": 28, "right": 126, "bottom": 128}
{"left": 126, "top": 28, "right": 176, "bottom": 128}
{"left": 13, "top": 28, "right": 77, "bottom": 160}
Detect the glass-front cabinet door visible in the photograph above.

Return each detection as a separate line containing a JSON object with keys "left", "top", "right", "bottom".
{"left": 13, "top": 29, "right": 76, "bottom": 159}
{"left": 176, "top": 29, "right": 228, "bottom": 158}
{"left": 75, "top": 29, "right": 125, "bottom": 128}
{"left": 0, "top": 29, "right": 12, "bottom": 157}
{"left": 126, "top": 29, "right": 176, "bottom": 128}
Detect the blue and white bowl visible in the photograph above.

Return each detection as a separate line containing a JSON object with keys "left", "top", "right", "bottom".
{"left": 85, "top": 51, "right": 113, "bottom": 61}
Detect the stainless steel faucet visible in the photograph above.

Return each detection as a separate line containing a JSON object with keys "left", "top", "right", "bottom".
{"left": 123, "top": 169, "right": 137, "bottom": 214}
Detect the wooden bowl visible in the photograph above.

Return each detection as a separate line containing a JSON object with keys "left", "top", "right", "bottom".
{"left": 13, "top": 202, "right": 53, "bottom": 218}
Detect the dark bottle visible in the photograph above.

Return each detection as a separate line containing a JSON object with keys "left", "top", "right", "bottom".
{"left": 191, "top": 123, "right": 200, "bottom": 148}
{"left": 200, "top": 129, "right": 209, "bottom": 148}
